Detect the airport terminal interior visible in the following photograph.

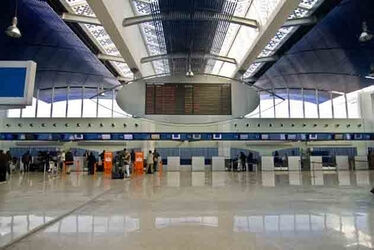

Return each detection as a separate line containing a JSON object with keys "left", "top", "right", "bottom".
{"left": 1, "top": 0, "right": 374, "bottom": 249}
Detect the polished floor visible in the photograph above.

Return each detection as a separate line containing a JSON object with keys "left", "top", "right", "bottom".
{"left": 1, "top": 170, "right": 374, "bottom": 249}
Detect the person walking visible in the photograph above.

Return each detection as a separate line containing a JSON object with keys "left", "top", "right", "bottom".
{"left": 240, "top": 152, "right": 246, "bottom": 171}
{"left": 22, "top": 151, "right": 31, "bottom": 173}
{"left": 87, "top": 152, "right": 97, "bottom": 175}
{"left": 146, "top": 150, "right": 154, "bottom": 174}
{"left": 247, "top": 152, "right": 253, "bottom": 172}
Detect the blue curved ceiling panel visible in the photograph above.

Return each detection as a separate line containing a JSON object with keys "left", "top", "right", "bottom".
{"left": 0, "top": 0, "right": 118, "bottom": 101}
{"left": 256, "top": 0, "right": 374, "bottom": 94}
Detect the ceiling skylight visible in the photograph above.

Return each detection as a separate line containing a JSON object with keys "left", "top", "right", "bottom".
{"left": 59, "top": 0, "right": 133, "bottom": 79}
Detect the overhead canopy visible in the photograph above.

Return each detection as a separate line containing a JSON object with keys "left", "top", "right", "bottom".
{"left": 1, "top": 0, "right": 373, "bottom": 103}
{"left": 255, "top": 0, "right": 374, "bottom": 93}
{"left": 0, "top": 0, "right": 122, "bottom": 102}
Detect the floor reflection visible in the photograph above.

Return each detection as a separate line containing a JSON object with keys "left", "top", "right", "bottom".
{"left": 2, "top": 171, "right": 374, "bottom": 249}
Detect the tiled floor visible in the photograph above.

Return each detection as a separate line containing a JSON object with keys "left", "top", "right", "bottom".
{"left": 1, "top": 171, "right": 374, "bottom": 249}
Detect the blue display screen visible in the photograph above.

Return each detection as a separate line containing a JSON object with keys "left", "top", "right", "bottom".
{"left": 0, "top": 68, "right": 26, "bottom": 97}
{"left": 0, "top": 133, "right": 373, "bottom": 141}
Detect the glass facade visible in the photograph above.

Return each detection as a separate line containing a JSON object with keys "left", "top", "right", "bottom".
{"left": 6, "top": 87, "right": 364, "bottom": 119}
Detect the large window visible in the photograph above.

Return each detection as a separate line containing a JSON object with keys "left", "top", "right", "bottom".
{"left": 52, "top": 88, "right": 67, "bottom": 118}
{"left": 68, "top": 87, "right": 83, "bottom": 117}
{"left": 98, "top": 91, "right": 113, "bottom": 118}
{"left": 82, "top": 88, "right": 98, "bottom": 118}
{"left": 5, "top": 86, "right": 367, "bottom": 119}
{"left": 289, "top": 89, "right": 303, "bottom": 118}
{"left": 333, "top": 93, "right": 347, "bottom": 118}
{"left": 304, "top": 89, "right": 318, "bottom": 118}
{"left": 260, "top": 92, "right": 275, "bottom": 118}
{"left": 318, "top": 91, "right": 333, "bottom": 118}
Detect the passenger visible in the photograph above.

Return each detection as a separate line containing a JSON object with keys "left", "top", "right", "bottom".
{"left": 0, "top": 150, "right": 8, "bottom": 182}
{"left": 274, "top": 151, "right": 280, "bottom": 167}
{"left": 123, "top": 148, "right": 131, "bottom": 178}
{"left": 282, "top": 153, "right": 288, "bottom": 168}
{"left": 153, "top": 149, "right": 160, "bottom": 172}
{"left": 87, "top": 152, "right": 97, "bottom": 175}
{"left": 5, "top": 151, "right": 11, "bottom": 176}
{"left": 99, "top": 150, "right": 105, "bottom": 171}
{"left": 146, "top": 150, "right": 154, "bottom": 174}
{"left": 113, "top": 152, "right": 121, "bottom": 173}
{"left": 247, "top": 152, "right": 253, "bottom": 172}
{"left": 21, "top": 151, "right": 31, "bottom": 173}
{"left": 369, "top": 151, "right": 374, "bottom": 169}
{"left": 83, "top": 151, "right": 89, "bottom": 171}
{"left": 240, "top": 152, "right": 246, "bottom": 171}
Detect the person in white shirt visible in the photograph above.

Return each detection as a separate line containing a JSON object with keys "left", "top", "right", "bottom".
{"left": 146, "top": 150, "right": 154, "bottom": 174}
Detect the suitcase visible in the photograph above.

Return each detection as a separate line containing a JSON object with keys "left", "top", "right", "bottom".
{"left": 112, "top": 171, "right": 124, "bottom": 179}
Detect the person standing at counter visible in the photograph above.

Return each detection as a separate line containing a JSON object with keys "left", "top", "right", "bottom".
{"left": 153, "top": 149, "right": 159, "bottom": 172}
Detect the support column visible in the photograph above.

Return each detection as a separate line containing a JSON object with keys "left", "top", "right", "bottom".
{"left": 316, "top": 89, "right": 320, "bottom": 118}
{"left": 66, "top": 86, "right": 70, "bottom": 118}
{"left": 35, "top": 89, "right": 39, "bottom": 118}
{"left": 287, "top": 88, "right": 291, "bottom": 118}
{"left": 272, "top": 88, "right": 276, "bottom": 118}
{"left": 81, "top": 86, "right": 84, "bottom": 118}
{"left": 50, "top": 87, "right": 55, "bottom": 118}
{"left": 330, "top": 91, "right": 334, "bottom": 119}
{"left": 302, "top": 88, "right": 305, "bottom": 118}
{"left": 344, "top": 93, "right": 349, "bottom": 118}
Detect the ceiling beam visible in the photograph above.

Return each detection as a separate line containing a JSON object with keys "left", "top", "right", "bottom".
{"left": 282, "top": 16, "right": 318, "bottom": 27}
{"left": 123, "top": 11, "right": 258, "bottom": 29}
{"left": 97, "top": 53, "right": 126, "bottom": 63}
{"left": 253, "top": 56, "right": 279, "bottom": 64}
{"left": 141, "top": 53, "right": 237, "bottom": 65}
{"left": 233, "top": 0, "right": 300, "bottom": 79}
{"left": 87, "top": 0, "right": 155, "bottom": 78}
{"left": 61, "top": 12, "right": 101, "bottom": 26}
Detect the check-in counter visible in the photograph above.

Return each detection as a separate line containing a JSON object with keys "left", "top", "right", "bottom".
{"left": 261, "top": 156, "right": 274, "bottom": 171}
{"left": 167, "top": 157, "right": 180, "bottom": 171}
{"left": 336, "top": 156, "right": 349, "bottom": 170}
{"left": 192, "top": 157, "right": 205, "bottom": 171}
{"left": 212, "top": 157, "right": 225, "bottom": 172}
{"left": 355, "top": 156, "right": 368, "bottom": 170}
{"left": 288, "top": 156, "right": 301, "bottom": 171}
{"left": 310, "top": 156, "right": 323, "bottom": 171}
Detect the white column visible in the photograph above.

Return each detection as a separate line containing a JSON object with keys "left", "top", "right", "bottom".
{"left": 35, "top": 89, "right": 39, "bottom": 118}
{"left": 81, "top": 86, "right": 84, "bottom": 118}
{"left": 316, "top": 89, "right": 320, "bottom": 118}
{"left": 287, "top": 88, "right": 291, "bottom": 118}
{"left": 330, "top": 91, "right": 334, "bottom": 118}
{"left": 50, "top": 87, "right": 55, "bottom": 118}
{"left": 272, "top": 88, "right": 276, "bottom": 118}
{"left": 344, "top": 93, "right": 349, "bottom": 118}
{"left": 302, "top": 88, "right": 305, "bottom": 118}
{"left": 65, "top": 86, "right": 70, "bottom": 118}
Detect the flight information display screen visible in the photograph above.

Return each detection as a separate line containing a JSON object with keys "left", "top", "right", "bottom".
{"left": 145, "top": 83, "right": 231, "bottom": 115}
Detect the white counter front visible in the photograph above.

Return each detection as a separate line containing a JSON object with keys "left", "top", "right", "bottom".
{"left": 355, "top": 156, "right": 368, "bottom": 170}
{"left": 192, "top": 157, "right": 205, "bottom": 172}
{"left": 212, "top": 157, "right": 225, "bottom": 172}
{"left": 336, "top": 156, "right": 349, "bottom": 170}
{"left": 288, "top": 156, "right": 301, "bottom": 171}
{"left": 167, "top": 157, "right": 180, "bottom": 171}
{"left": 261, "top": 156, "right": 274, "bottom": 171}
{"left": 310, "top": 156, "right": 323, "bottom": 171}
